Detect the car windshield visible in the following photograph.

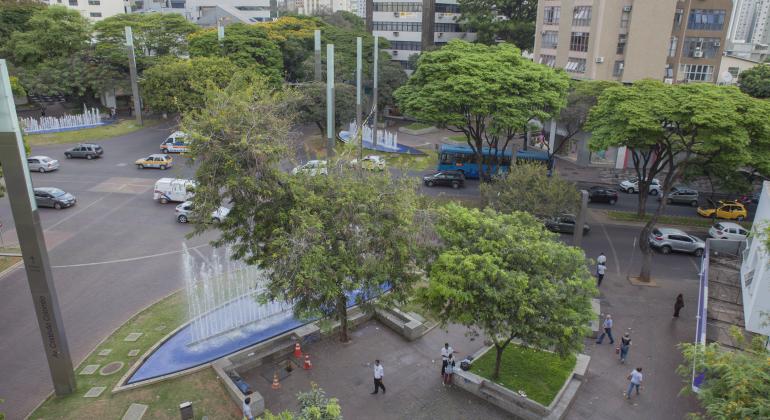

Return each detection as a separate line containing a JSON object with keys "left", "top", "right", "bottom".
{"left": 652, "top": 228, "right": 662, "bottom": 236}
{"left": 714, "top": 223, "right": 725, "bottom": 230}
{"left": 49, "top": 189, "right": 65, "bottom": 197}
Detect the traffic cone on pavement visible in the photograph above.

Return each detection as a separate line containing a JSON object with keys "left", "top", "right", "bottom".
{"left": 303, "top": 354, "right": 313, "bottom": 370}
{"left": 271, "top": 372, "right": 281, "bottom": 389}
{"left": 294, "top": 342, "right": 302, "bottom": 358}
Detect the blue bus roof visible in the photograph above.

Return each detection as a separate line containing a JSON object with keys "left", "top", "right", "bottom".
{"left": 439, "top": 144, "right": 513, "bottom": 157}
{"left": 515, "top": 150, "right": 550, "bottom": 161}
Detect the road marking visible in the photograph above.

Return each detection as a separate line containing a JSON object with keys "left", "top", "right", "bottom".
{"left": 116, "top": 163, "right": 127, "bottom": 167}
{"left": 598, "top": 220, "right": 622, "bottom": 275}
{"left": 50, "top": 243, "right": 210, "bottom": 268}
{"left": 44, "top": 192, "right": 114, "bottom": 232}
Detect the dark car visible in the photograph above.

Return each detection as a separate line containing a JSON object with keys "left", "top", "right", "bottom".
{"left": 658, "top": 186, "right": 699, "bottom": 206}
{"left": 588, "top": 186, "right": 618, "bottom": 205}
{"left": 545, "top": 214, "right": 590, "bottom": 235}
{"left": 33, "top": 187, "right": 76, "bottom": 209}
{"left": 423, "top": 171, "right": 465, "bottom": 189}
{"left": 64, "top": 143, "right": 103, "bottom": 160}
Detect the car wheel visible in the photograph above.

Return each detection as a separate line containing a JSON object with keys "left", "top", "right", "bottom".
{"left": 86, "top": 154, "right": 93, "bottom": 160}
{"left": 650, "top": 189, "right": 659, "bottom": 196}
{"left": 54, "top": 202, "right": 62, "bottom": 210}
{"left": 160, "top": 197, "right": 168, "bottom": 204}
{"left": 452, "top": 182, "right": 460, "bottom": 189}
{"left": 694, "top": 248, "right": 704, "bottom": 257}
{"left": 38, "top": 167, "right": 46, "bottom": 173}
{"left": 161, "top": 148, "right": 168, "bottom": 154}
{"left": 609, "top": 198, "right": 617, "bottom": 205}
{"left": 666, "top": 198, "right": 673, "bottom": 204}
{"left": 691, "top": 200, "right": 698, "bottom": 207}
{"left": 628, "top": 187, "right": 635, "bottom": 194}
{"left": 65, "top": 153, "right": 71, "bottom": 159}
{"left": 137, "top": 164, "right": 143, "bottom": 169}
{"left": 160, "top": 165, "right": 167, "bottom": 170}
{"left": 427, "top": 181, "right": 434, "bottom": 187}
{"left": 737, "top": 216, "right": 745, "bottom": 221}
{"left": 661, "top": 245, "right": 672, "bottom": 255}
{"left": 178, "top": 215, "right": 188, "bottom": 223}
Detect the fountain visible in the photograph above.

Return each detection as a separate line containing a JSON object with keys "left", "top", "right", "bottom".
{"left": 19, "top": 105, "right": 105, "bottom": 134}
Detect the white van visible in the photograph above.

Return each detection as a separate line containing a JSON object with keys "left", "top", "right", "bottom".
{"left": 160, "top": 131, "right": 190, "bottom": 153}
{"left": 153, "top": 178, "right": 196, "bottom": 204}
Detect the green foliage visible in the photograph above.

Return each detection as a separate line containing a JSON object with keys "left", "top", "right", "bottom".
{"left": 9, "top": 75, "right": 26, "bottom": 97}
{"left": 188, "top": 23, "right": 283, "bottom": 84}
{"left": 140, "top": 57, "right": 242, "bottom": 114}
{"left": 459, "top": 0, "right": 537, "bottom": 48}
{"left": 480, "top": 162, "right": 580, "bottom": 219}
{"left": 260, "top": 384, "right": 343, "bottom": 420}
{"left": 296, "top": 82, "right": 356, "bottom": 135}
{"left": 396, "top": 40, "right": 568, "bottom": 178}
{"left": 15, "top": 52, "right": 121, "bottom": 97}
{"left": 0, "top": 0, "right": 45, "bottom": 52}
{"left": 262, "top": 16, "right": 320, "bottom": 81}
{"left": 5, "top": 5, "right": 91, "bottom": 66}
{"left": 677, "top": 332, "right": 770, "bottom": 419}
{"left": 738, "top": 64, "right": 770, "bottom": 99}
{"left": 554, "top": 80, "right": 619, "bottom": 156}
{"left": 420, "top": 204, "right": 595, "bottom": 378}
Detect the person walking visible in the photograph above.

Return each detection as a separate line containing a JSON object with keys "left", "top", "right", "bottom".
{"left": 597, "top": 252, "right": 607, "bottom": 266}
{"left": 242, "top": 397, "right": 254, "bottom": 420}
{"left": 625, "top": 367, "right": 643, "bottom": 399}
{"left": 596, "top": 314, "right": 614, "bottom": 344}
{"left": 597, "top": 262, "right": 606, "bottom": 286}
{"left": 674, "top": 294, "right": 685, "bottom": 318}
{"left": 371, "top": 360, "right": 386, "bottom": 394}
{"left": 443, "top": 354, "right": 456, "bottom": 386}
{"left": 619, "top": 332, "right": 632, "bottom": 363}
{"left": 440, "top": 342, "right": 454, "bottom": 376}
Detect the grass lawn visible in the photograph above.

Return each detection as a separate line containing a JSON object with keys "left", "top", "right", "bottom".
{"left": 25, "top": 119, "right": 164, "bottom": 146}
{"left": 446, "top": 135, "right": 468, "bottom": 143}
{"left": 606, "top": 210, "right": 750, "bottom": 229}
{"left": 404, "top": 122, "right": 433, "bottom": 130}
{"left": 0, "top": 246, "right": 21, "bottom": 273}
{"left": 471, "top": 345, "right": 576, "bottom": 406}
{"left": 30, "top": 291, "right": 238, "bottom": 420}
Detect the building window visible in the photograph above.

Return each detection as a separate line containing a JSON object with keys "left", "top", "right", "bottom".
{"left": 565, "top": 58, "right": 587, "bottom": 73}
{"left": 572, "top": 6, "right": 592, "bottom": 26}
{"left": 620, "top": 9, "right": 631, "bottom": 28}
{"left": 682, "top": 37, "right": 721, "bottom": 58}
{"left": 668, "top": 36, "right": 678, "bottom": 57}
{"left": 665, "top": 64, "right": 673, "bottom": 78}
{"left": 570, "top": 32, "right": 590, "bottom": 52}
{"left": 89, "top": 12, "right": 102, "bottom": 17}
{"left": 372, "top": 22, "right": 422, "bottom": 32}
{"left": 687, "top": 9, "right": 726, "bottom": 31}
{"left": 88, "top": 0, "right": 100, "bottom": 4}
{"left": 613, "top": 60, "right": 624, "bottom": 77}
{"left": 69, "top": 0, "right": 77, "bottom": 5}
{"left": 617, "top": 34, "right": 627, "bottom": 54}
{"left": 539, "top": 54, "right": 556, "bottom": 67}
{"left": 388, "top": 41, "right": 421, "bottom": 51}
{"left": 543, "top": 6, "right": 560, "bottom": 25}
{"left": 679, "top": 64, "right": 714, "bottom": 82}
{"left": 673, "top": 8, "right": 683, "bottom": 28}
{"left": 435, "top": 4, "right": 459, "bottom": 13}
{"left": 399, "top": 60, "right": 416, "bottom": 71}
{"left": 434, "top": 23, "right": 462, "bottom": 32}
{"left": 728, "top": 67, "right": 740, "bottom": 78}
{"left": 373, "top": 2, "right": 422, "bottom": 12}
{"left": 541, "top": 31, "right": 559, "bottom": 49}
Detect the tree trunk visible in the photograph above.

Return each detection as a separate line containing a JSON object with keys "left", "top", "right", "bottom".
{"left": 316, "top": 121, "right": 325, "bottom": 138}
{"left": 336, "top": 294, "right": 349, "bottom": 342}
{"left": 636, "top": 194, "right": 669, "bottom": 282}
{"left": 492, "top": 345, "right": 504, "bottom": 380}
{"left": 637, "top": 189, "right": 648, "bottom": 217}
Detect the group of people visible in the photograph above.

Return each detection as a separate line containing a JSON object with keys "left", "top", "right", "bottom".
{"left": 370, "top": 342, "right": 459, "bottom": 398}
{"left": 596, "top": 314, "right": 633, "bottom": 363}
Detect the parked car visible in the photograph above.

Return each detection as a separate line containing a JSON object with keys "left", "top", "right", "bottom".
{"left": 33, "top": 187, "right": 76, "bottom": 209}
{"left": 350, "top": 155, "right": 386, "bottom": 171}
{"left": 618, "top": 178, "right": 661, "bottom": 195}
{"left": 154, "top": 178, "right": 196, "bottom": 204}
{"left": 423, "top": 170, "right": 465, "bottom": 189}
{"left": 160, "top": 131, "right": 189, "bottom": 153}
{"left": 27, "top": 156, "right": 59, "bottom": 173}
{"left": 697, "top": 200, "right": 748, "bottom": 221}
{"left": 708, "top": 222, "right": 749, "bottom": 241}
{"left": 545, "top": 214, "right": 590, "bottom": 235}
{"left": 649, "top": 227, "right": 705, "bottom": 256}
{"left": 175, "top": 201, "right": 231, "bottom": 223}
{"left": 135, "top": 154, "right": 173, "bottom": 170}
{"left": 64, "top": 143, "right": 103, "bottom": 159}
{"left": 588, "top": 186, "right": 619, "bottom": 205}
{"left": 658, "top": 186, "right": 699, "bottom": 206}
{"left": 291, "top": 160, "right": 328, "bottom": 176}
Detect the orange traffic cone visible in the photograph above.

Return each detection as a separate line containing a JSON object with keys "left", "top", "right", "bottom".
{"left": 303, "top": 354, "right": 312, "bottom": 370}
{"left": 271, "top": 372, "right": 281, "bottom": 389}
{"left": 294, "top": 342, "right": 302, "bottom": 358}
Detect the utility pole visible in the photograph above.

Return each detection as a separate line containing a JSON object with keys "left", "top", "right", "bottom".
{"left": 125, "top": 26, "right": 142, "bottom": 126}
{"left": 314, "top": 30, "right": 322, "bottom": 82}
{"left": 356, "top": 37, "right": 363, "bottom": 162}
{"left": 573, "top": 190, "right": 589, "bottom": 247}
{"left": 326, "top": 44, "right": 335, "bottom": 158}
{"left": 0, "top": 59, "right": 76, "bottom": 396}
{"left": 372, "top": 36, "right": 379, "bottom": 148}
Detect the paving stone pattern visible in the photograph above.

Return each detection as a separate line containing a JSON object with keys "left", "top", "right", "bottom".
{"left": 83, "top": 387, "right": 106, "bottom": 398}
{"left": 121, "top": 403, "right": 148, "bottom": 420}
{"left": 128, "top": 349, "right": 140, "bottom": 357}
{"left": 124, "top": 332, "right": 143, "bottom": 342}
{"left": 79, "top": 365, "right": 99, "bottom": 375}
{"left": 97, "top": 349, "right": 112, "bottom": 356}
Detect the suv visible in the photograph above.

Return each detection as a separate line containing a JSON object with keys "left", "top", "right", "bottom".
{"left": 175, "top": 201, "right": 230, "bottom": 223}
{"left": 619, "top": 178, "right": 661, "bottom": 195}
{"left": 659, "top": 186, "right": 699, "bottom": 206}
{"left": 545, "top": 214, "right": 590, "bottom": 235}
{"left": 64, "top": 143, "right": 103, "bottom": 160}
{"left": 708, "top": 222, "right": 749, "bottom": 240}
{"left": 423, "top": 171, "right": 465, "bottom": 189}
{"left": 588, "top": 186, "right": 619, "bottom": 205}
{"left": 649, "top": 227, "right": 705, "bottom": 256}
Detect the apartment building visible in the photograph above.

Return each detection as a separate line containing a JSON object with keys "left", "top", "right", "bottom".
{"left": 534, "top": 0, "right": 732, "bottom": 84}
{"left": 44, "top": 0, "right": 130, "bottom": 20}
{"left": 368, "top": 0, "right": 475, "bottom": 71}
{"left": 726, "top": 0, "right": 770, "bottom": 61}
{"left": 132, "top": 0, "right": 274, "bottom": 25}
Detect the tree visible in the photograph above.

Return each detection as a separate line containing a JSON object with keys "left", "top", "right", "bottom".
{"left": 5, "top": 5, "right": 91, "bottom": 67}
{"left": 677, "top": 330, "right": 770, "bottom": 419}
{"left": 15, "top": 52, "right": 121, "bottom": 99}
{"left": 480, "top": 162, "right": 580, "bottom": 219}
{"left": 738, "top": 64, "right": 770, "bottom": 99}
{"left": 395, "top": 40, "right": 569, "bottom": 179}
{"left": 459, "top": 0, "right": 537, "bottom": 49}
{"left": 188, "top": 23, "right": 283, "bottom": 84}
{"left": 296, "top": 82, "right": 356, "bottom": 136}
{"left": 261, "top": 384, "right": 342, "bottom": 420}
{"left": 419, "top": 204, "right": 595, "bottom": 379}
{"left": 587, "top": 81, "right": 770, "bottom": 282}
{"left": 9, "top": 75, "right": 26, "bottom": 97}
{"left": 262, "top": 16, "right": 319, "bottom": 82}
{"left": 0, "top": 0, "right": 45, "bottom": 52}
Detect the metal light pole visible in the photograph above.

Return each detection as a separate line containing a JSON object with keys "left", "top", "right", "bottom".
{"left": 125, "top": 26, "right": 143, "bottom": 125}
{"left": 314, "top": 30, "right": 322, "bottom": 82}
{"left": 356, "top": 36, "right": 363, "bottom": 162}
{"left": 372, "top": 36, "right": 379, "bottom": 148}
{"left": 573, "top": 190, "right": 589, "bottom": 247}
{"left": 0, "top": 59, "right": 76, "bottom": 395}
{"left": 326, "top": 44, "right": 335, "bottom": 158}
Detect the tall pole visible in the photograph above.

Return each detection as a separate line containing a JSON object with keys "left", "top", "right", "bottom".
{"left": 125, "top": 26, "right": 143, "bottom": 126}
{"left": 217, "top": 19, "right": 225, "bottom": 41}
{"left": 326, "top": 44, "right": 335, "bottom": 158}
{"left": 356, "top": 37, "right": 363, "bottom": 162}
{"left": 372, "top": 36, "right": 379, "bottom": 148}
{"left": 314, "top": 30, "right": 322, "bottom": 82}
{"left": 0, "top": 59, "right": 76, "bottom": 396}
{"left": 573, "top": 190, "right": 589, "bottom": 247}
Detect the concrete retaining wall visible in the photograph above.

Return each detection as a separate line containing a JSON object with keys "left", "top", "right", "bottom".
{"left": 374, "top": 307, "right": 429, "bottom": 341}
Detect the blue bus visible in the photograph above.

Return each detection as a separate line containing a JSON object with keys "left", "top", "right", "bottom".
{"left": 437, "top": 144, "right": 513, "bottom": 179}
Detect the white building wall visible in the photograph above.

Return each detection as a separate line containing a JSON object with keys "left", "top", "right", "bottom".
{"left": 740, "top": 180, "right": 770, "bottom": 337}
{"left": 45, "top": 0, "right": 129, "bottom": 21}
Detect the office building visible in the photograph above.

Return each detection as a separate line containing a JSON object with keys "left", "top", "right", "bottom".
{"left": 726, "top": 0, "right": 770, "bottom": 61}
{"left": 44, "top": 0, "right": 131, "bottom": 20}
{"left": 132, "top": 0, "right": 275, "bottom": 25}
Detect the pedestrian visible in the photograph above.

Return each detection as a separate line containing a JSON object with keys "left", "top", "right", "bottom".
{"left": 443, "top": 354, "right": 456, "bottom": 386}
{"left": 128, "top": 104, "right": 132, "bottom": 116}
{"left": 242, "top": 397, "right": 253, "bottom": 420}
{"left": 40, "top": 106, "right": 46, "bottom": 118}
{"left": 597, "top": 252, "right": 607, "bottom": 266}
{"left": 619, "top": 332, "right": 632, "bottom": 363}
{"left": 625, "top": 367, "right": 643, "bottom": 399}
{"left": 110, "top": 107, "right": 116, "bottom": 119}
{"left": 596, "top": 314, "right": 614, "bottom": 344}
{"left": 371, "top": 359, "right": 386, "bottom": 394}
{"left": 597, "top": 262, "right": 606, "bottom": 286}
{"left": 674, "top": 294, "right": 684, "bottom": 317}
{"left": 440, "top": 342, "right": 454, "bottom": 377}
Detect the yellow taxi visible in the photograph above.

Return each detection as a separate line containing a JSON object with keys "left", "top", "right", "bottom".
{"left": 697, "top": 200, "right": 748, "bottom": 221}
{"left": 135, "top": 154, "right": 173, "bottom": 170}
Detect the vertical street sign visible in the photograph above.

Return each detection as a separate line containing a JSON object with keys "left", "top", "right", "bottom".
{"left": 0, "top": 59, "right": 76, "bottom": 395}
{"left": 326, "top": 44, "right": 335, "bottom": 158}
{"left": 125, "top": 26, "right": 143, "bottom": 125}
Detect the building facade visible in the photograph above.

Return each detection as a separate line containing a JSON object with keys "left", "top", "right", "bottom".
{"left": 132, "top": 0, "right": 274, "bottom": 25}
{"left": 534, "top": 0, "right": 733, "bottom": 84}
{"left": 726, "top": 0, "right": 770, "bottom": 61}
{"left": 44, "top": 0, "right": 130, "bottom": 20}
{"left": 739, "top": 181, "right": 770, "bottom": 338}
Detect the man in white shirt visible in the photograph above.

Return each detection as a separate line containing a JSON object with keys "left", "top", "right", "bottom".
{"left": 597, "top": 263, "right": 606, "bottom": 286}
{"left": 596, "top": 314, "right": 614, "bottom": 344}
{"left": 597, "top": 253, "right": 607, "bottom": 266}
{"left": 440, "top": 343, "right": 454, "bottom": 376}
{"left": 371, "top": 359, "right": 386, "bottom": 394}
{"left": 242, "top": 397, "right": 253, "bottom": 420}
{"left": 626, "top": 367, "right": 643, "bottom": 399}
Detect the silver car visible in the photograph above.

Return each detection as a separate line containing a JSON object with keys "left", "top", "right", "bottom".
{"left": 649, "top": 227, "right": 705, "bottom": 256}
{"left": 658, "top": 186, "right": 699, "bottom": 207}
{"left": 27, "top": 156, "right": 60, "bottom": 173}
{"left": 33, "top": 187, "right": 76, "bottom": 209}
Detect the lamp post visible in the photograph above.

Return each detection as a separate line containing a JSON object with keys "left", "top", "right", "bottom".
{"left": 326, "top": 44, "right": 335, "bottom": 158}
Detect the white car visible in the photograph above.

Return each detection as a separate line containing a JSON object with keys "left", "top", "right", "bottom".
{"left": 291, "top": 160, "right": 328, "bottom": 176}
{"left": 27, "top": 156, "right": 59, "bottom": 173}
{"left": 350, "top": 155, "right": 386, "bottom": 170}
{"left": 708, "top": 222, "right": 749, "bottom": 241}
{"left": 175, "top": 201, "right": 231, "bottom": 223}
{"left": 619, "top": 178, "right": 661, "bottom": 195}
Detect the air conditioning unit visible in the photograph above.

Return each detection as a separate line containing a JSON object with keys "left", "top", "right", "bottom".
{"left": 693, "top": 49, "right": 703, "bottom": 58}
{"left": 393, "top": 50, "right": 399, "bottom": 55}
{"left": 393, "top": 11, "right": 399, "bottom": 17}
{"left": 623, "top": 5, "right": 632, "bottom": 12}
{"left": 393, "top": 31, "right": 399, "bottom": 36}
{"left": 714, "top": 41, "right": 721, "bottom": 47}
{"left": 595, "top": 57, "right": 605, "bottom": 63}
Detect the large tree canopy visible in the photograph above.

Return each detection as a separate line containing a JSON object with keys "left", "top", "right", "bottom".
{"left": 459, "top": 0, "right": 537, "bottom": 48}
{"left": 0, "top": 0, "right": 45, "bottom": 53}
{"left": 296, "top": 82, "right": 356, "bottom": 136}
{"left": 737, "top": 63, "right": 770, "bottom": 99}
{"left": 4, "top": 5, "right": 91, "bottom": 66}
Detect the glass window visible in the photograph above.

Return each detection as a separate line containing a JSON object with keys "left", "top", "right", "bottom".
{"left": 728, "top": 67, "right": 740, "bottom": 77}
{"left": 620, "top": 10, "right": 631, "bottom": 28}
{"left": 665, "top": 64, "right": 673, "bottom": 78}
{"left": 572, "top": 6, "right": 592, "bottom": 26}
{"left": 668, "top": 36, "right": 678, "bottom": 57}
{"left": 544, "top": 6, "right": 560, "bottom": 25}
{"left": 617, "top": 34, "right": 627, "bottom": 54}
{"left": 373, "top": 2, "right": 422, "bottom": 12}
{"left": 687, "top": 9, "right": 726, "bottom": 31}
{"left": 372, "top": 22, "right": 422, "bottom": 32}
{"left": 90, "top": 12, "right": 102, "bottom": 17}
{"left": 539, "top": 54, "right": 556, "bottom": 67}
{"left": 69, "top": 0, "right": 77, "bottom": 5}
{"left": 542, "top": 31, "right": 559, "bottom": 49}
{"left": 679, "top": 64, "right": 714, "bottom": 82}
{"left": 674, "top": 8, "right": 683, "bottom": 28}
{"left": 613, "top": 60, "right": 624, "bottom": 77}
{"left": 565, "top": 58, "right": 587, "bottom": 73}
{"left": 682, "top": 37, "right": 721, "bottom": 58}
{"left": 88, "top": 0, "right": 100, "bottom": 4}
{"left": 435, "top": 23, "right": 462, "bottom": 32}
{"left": 435, "top": 4, "right": 459, "bottom": 13}
{"left": 389, "top": 41, "right": 421, "bottom": 51}
{"left": 570, "top": 32, "right": 589, "bottom": 52}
